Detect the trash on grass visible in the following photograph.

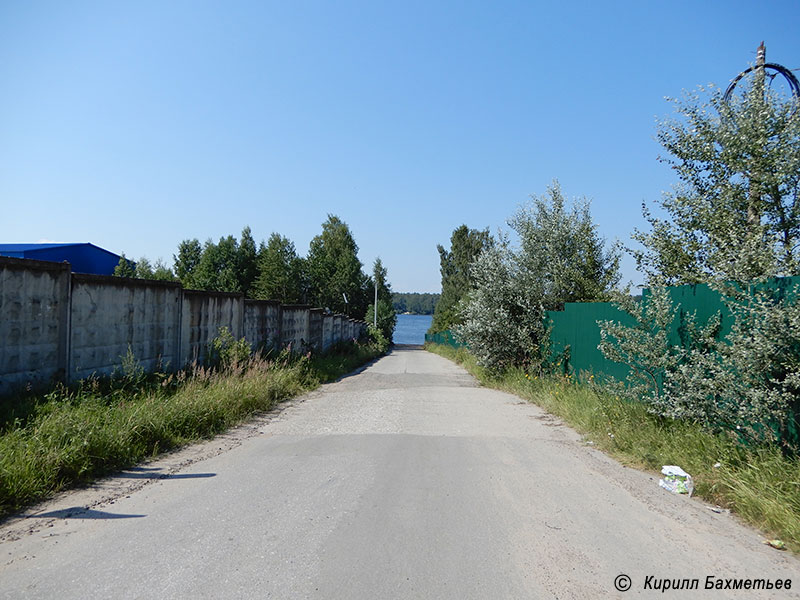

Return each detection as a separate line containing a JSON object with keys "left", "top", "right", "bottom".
{"left": 659, "top": 465, "right": 694, "bottom": 496}
{"left": 706, "top": 505, "right": 729, "bottom": 514}
{"left": 764, "top": 539, "right": 786, "bottom": 551}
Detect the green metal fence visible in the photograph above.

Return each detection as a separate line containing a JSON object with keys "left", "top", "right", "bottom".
{"left": 424, "top": 330, "right": 465, "bottom": 348}
{"left": 546, "top": 301, "right": 635, "bottom": 381}
{"left": 429, "top": 276, "right": 800, "bottom": 382}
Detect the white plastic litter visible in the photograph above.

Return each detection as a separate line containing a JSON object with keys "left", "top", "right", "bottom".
{"left": 659, "top": 465, "right": 694, "bottom": 496}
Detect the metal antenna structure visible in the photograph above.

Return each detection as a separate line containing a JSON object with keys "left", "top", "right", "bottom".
{"left": 723, "top": 41, "right": 800, "bottom": 105}
{"left": 721, "top": 42, "right": 800, "bottom": 228}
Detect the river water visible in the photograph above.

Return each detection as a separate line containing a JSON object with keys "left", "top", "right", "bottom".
{"left": 392, "top": 314, "right": 433, "bottom": 345}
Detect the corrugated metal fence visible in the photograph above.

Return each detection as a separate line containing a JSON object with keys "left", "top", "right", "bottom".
{"left": 426, "top": 276, "right": 800, "bottom": 381}
{"left": 424, "top": 330, "right": 465, "bottom": 348}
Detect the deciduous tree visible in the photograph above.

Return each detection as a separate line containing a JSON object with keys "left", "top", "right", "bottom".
{"left": 306, "top": 215, "right": 369, "bottom": 316}
{"left": 632, "top": 82, "right": 800, "bottom": 285}
{"left": 365, "top": 258, "right": 396, "bottom": 341}
{"left": 457, "top": 182, "right": 620, "bottom": 371}
{"left": 430, "top": 225, "right": 493, "bottom": 333}
{"left": 173, "top": 239, "right": 202, "bottom": 288}
{"left": 601, "top": 65, "right": 800, "bottom": 447}
{"left": 253, "top": 233, "right": 306, "bottom": 303}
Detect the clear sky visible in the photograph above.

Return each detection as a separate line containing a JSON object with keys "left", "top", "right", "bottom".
{"left": 2, "top": 1, "right": 799, "bottom": 292}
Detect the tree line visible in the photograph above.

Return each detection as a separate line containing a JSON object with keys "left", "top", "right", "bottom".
{"left": 392, "top": 292, "right": 439, "bottom": 315}
{"left": 114, "top": 215, "right": 397, "bottom": 342}
{"left": 430, "top": 60, "right": 800, "bottom": 447}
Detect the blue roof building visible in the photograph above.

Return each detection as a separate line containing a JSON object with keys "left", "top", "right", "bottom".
{"left": 0, "top": 243, "right": 125, "bottom": 275}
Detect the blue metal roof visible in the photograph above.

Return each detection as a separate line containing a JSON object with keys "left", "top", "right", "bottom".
{"left": 0, "top": 243, "right": 89, "bottom": 252}
{"left": 0, "top": 243, "right": 125, "bottom": 275}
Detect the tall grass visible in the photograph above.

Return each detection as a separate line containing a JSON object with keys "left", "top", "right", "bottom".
{"left": 427, "top": 343, "right": 800, "bottom": 552}
{"left": 0, "top": 341, "right": 384, "bottom": 518}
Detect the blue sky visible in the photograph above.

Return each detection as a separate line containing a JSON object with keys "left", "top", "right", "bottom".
{"left": 2, "top": 1, "right": 799, "bottom": 292}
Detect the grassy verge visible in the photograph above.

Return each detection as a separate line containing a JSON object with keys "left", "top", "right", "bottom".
{"left": 427, "top": 343, "right": 800, "bottom": 553}
{"left": 0, "top": 341, "right": 385, "bottom": 518}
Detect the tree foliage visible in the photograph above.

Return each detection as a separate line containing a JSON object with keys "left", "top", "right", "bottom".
{"left": 456, "top": 237, "right": 548, "bottom": 371}
{"left": 193, "top": 235, "right": 241, "bottom": 293}
{"left": 430, "top": 225, "right": 493, "bottom": 333}
{"left": 135, "top": 257, "right": 175, "bottom": 281}
{"left": 236, "top": 226, "right": 259, "bottom": 296}
{"left": 113, "top": 254, "right": 135, "bottom": 278}
{"left": 114, "top": 254, "right": 174, "bottom": 281}
{"left": 365, "top": 258, "right": 396, "bottom": 341}
{"left": 174, "top": 227, "right": 260, "bottom": 295}
{"left": 632, "top": 84, "right": 800, "bottom": 286}
{"left": 457, "top": 182, "right": 621, "bottom": 371}
{"left": 173, "top": 239, "right": 203, "bottom": 289}
{"left": 600, "top": 285, "right": 800, "bottom": 447}
{"left": 253, "top": 233, "right": 306, "bottom": 303}
{"left": 601, "top": 71, "right": 800, "bottom": 448}
{"left": 510, "top": 181, "right": 621, "bottom": 308}
{"left": 306, "top": 215, "right": 369, "bottom": 316}
{"left": 118, "top": 219, "right": 386, "bottom": 322}
{"left": 392, "top": 292, "right": 439, "bottom": 315}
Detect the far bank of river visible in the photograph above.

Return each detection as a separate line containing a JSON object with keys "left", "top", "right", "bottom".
{"left": 393, "top": 314, "right": 433, "bottom": 345}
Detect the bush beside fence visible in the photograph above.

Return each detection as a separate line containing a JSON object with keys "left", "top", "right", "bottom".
{"left": 429, "top": 275, "right": 800, "bottom": 381}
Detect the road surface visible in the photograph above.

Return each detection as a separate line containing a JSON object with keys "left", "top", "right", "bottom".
{"left": 1, "top": 348, "right": 798, "bottom": 598}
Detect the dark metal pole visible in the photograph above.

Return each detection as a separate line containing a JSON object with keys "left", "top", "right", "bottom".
{"left": 748, "top": 42, "right": 767, "bottom": 227}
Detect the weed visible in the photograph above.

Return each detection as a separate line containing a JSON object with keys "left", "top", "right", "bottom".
{"left": 0, "top": 341, "right": 385, "bottom": 518}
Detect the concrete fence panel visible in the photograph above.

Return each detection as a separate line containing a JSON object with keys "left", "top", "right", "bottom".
{"left": 70, "top": 274, "right": 182, "bottom": 380}
{"left": 280, "top": 305, "right": 310, "bottom": 352}
{"left": 1, "top": 258, "right": 373, "bottom": 396}
{"left": 355, "top": 321, "right": 366, "bottom": 339}
{"left": 321, "top": 314, "right": 333, "bottom": 351}
{"left": 308, "top": 309, "right": 323, "bottom": 352}
{"left": 332, "top": 315, "right": 343, "bottom": 345}
{"left": 0, "top": 257, "right": 70, "bottom": 395}
{"left": 181, "top": 290, "right": 244, "bottom": 366}
{"left": 244, "top": 300, "right": 281, "bottom": 353}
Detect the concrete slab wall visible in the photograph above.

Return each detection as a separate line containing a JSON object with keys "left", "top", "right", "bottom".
{"left": 1, "top": 259, "right": 370, "bottom": 395}
{"left": 308, "top": 309, "right": 323, "bottom": 352}
{"left": 353, "top": 321, "right": 366, "bottom": 340}
{"left": 181, "top": 291, "right": 244, "bottom": 366}
{"left": 321, "top": 314, "right": 333, "bottom": 351}
{"left": 0, "top": 257, "right": 70, "bottom": 395}
{"left": 343, "top": 320, "right": 354, "bottom": 341}
{"left": 71, "top": 274, "right": 182, "bottom": 380}
{"left": 244, "top": 300, "right": 281, "bottom": 353}
{"left": 280, "top": 305, "right": 310, "bottom": 352}
{"left": 332, "top": 315, "right": 343, "bottom": 346}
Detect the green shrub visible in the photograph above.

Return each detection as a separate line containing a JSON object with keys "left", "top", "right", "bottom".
{"left": 367, "top": 325, "right": 390, "bottom": 354}
{"left": 207, "top": 327, "right": 252, "bottom": 370}
{"left": 599, "top": 285, "right": 800, "bottom": 449}
{"left": 0, "top": 339, "right": 382, "bottom": 518}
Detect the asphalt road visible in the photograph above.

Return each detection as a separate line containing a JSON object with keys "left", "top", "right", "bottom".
{"left": 1, "top": 348, "right": 798, "bottom": 599}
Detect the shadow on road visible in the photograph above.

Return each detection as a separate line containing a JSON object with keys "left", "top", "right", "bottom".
{"left": 29, "top": 507, "right": 146, "bottom": 520}
{"left": 111, "top": 468, "right": 216, "bottom": 481}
